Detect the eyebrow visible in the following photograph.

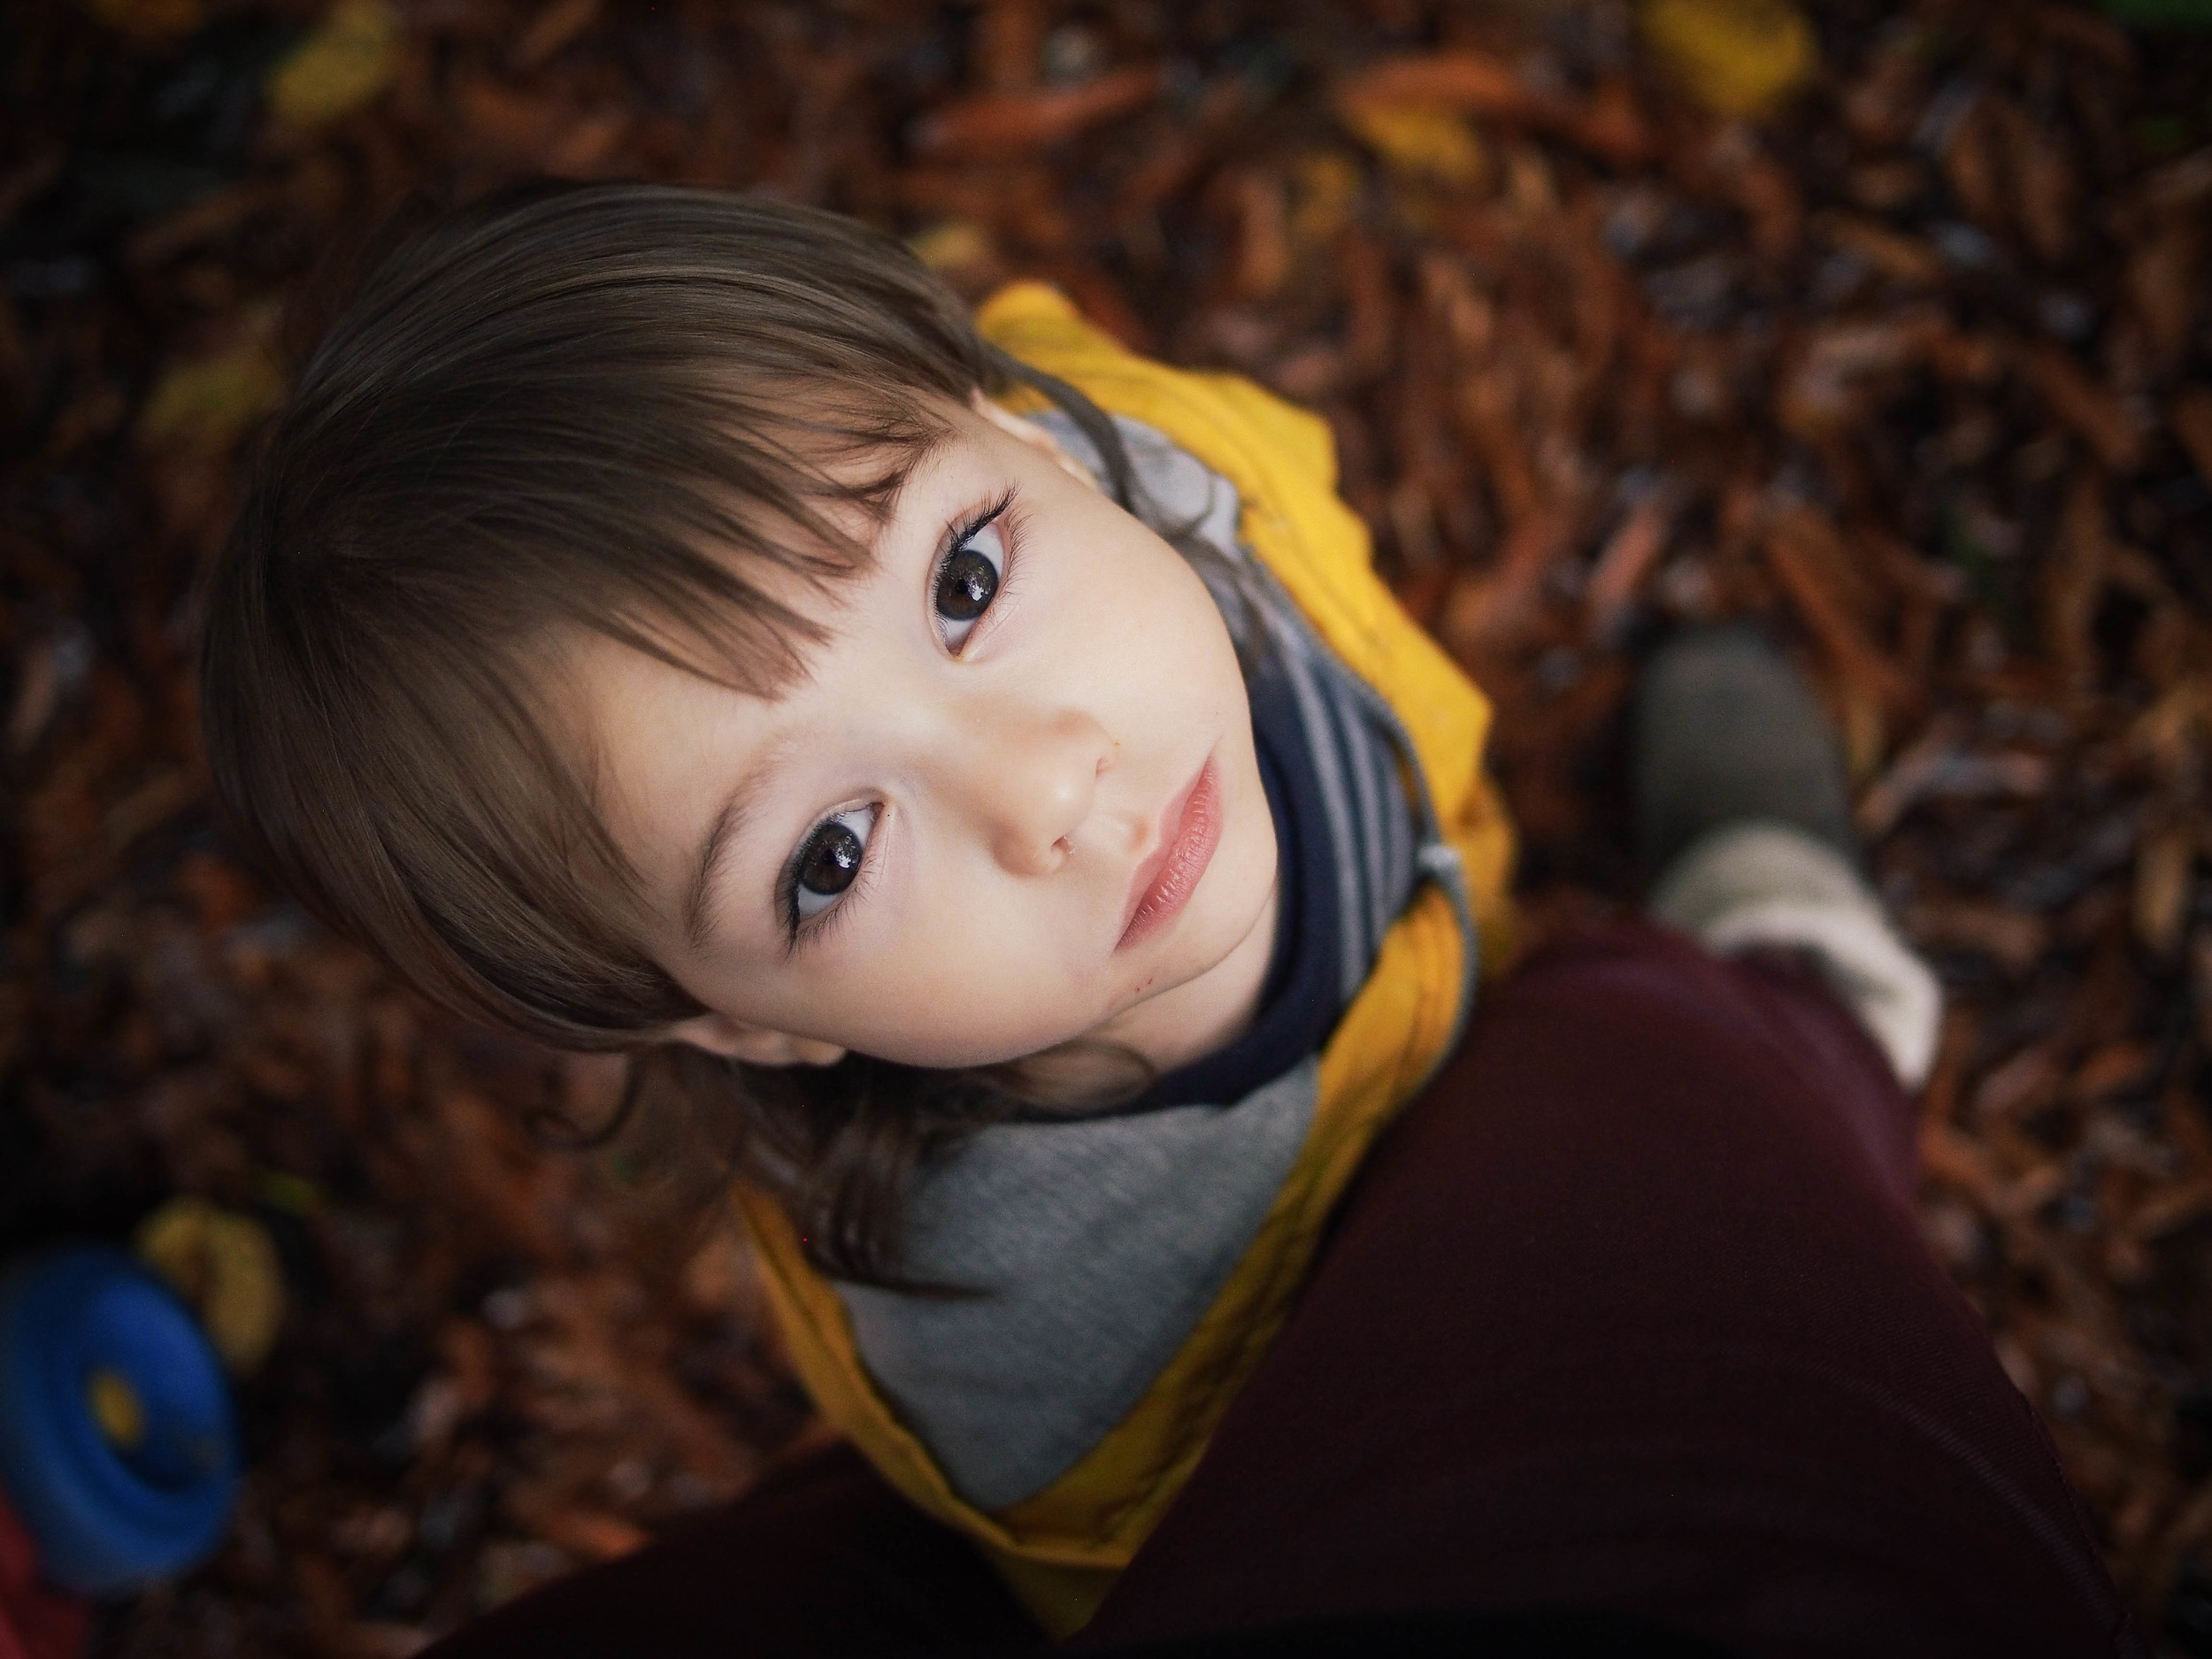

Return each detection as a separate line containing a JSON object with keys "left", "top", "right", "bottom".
{"left": 680, "top": 735, "right": 794, "bottom": 951}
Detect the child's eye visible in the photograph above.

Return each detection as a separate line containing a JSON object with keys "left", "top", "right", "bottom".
{"left": 790, "top": 804, "right": 878, "bottom": 925}
{"left": 933, "top": 517, "right": 1007, "bottom": 652}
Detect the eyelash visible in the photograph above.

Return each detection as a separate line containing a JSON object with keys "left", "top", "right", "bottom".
{"left": 931, "top": 488, "right": 1020, "bottom": 655}
{"left": 777, "top": 489, "right": 1021, "bottom": 949}
{"left": 780, "top": 809, "right": 879, "bottom": 953}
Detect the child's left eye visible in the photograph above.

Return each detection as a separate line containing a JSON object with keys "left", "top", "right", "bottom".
{"left": 933, "top": 519, "right": 1006, "bottom": 652}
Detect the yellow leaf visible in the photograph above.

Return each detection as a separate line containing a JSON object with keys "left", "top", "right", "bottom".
{"left": 265, "top": 0, "right": 403, "bottom": 129}
{"left": 137, "top": 319, "right": 285, "bottom": 457}
{"left": 906, "top": 219, "right": 995, "bottom": 273}
{"left": 1289, "top": 150, "right": 1363, "bottom": 248}
{"left": 1336, "top": 102, "right": 1489, "bottom": 189}
{"left": 136, "top": 1196, "right": 287, "bottom": 1376}
{"left": 1640, "top": 0, "right": 1816, "bottom": 119}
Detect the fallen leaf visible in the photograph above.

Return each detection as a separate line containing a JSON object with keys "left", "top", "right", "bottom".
{"left": 510, "top": 0, "right": 598, "bottom": 73}
{"left": 1639, "top": 0, "right": 1817, "bottom": 119}
{"left": 2135, "top": 823, "right": 2195, "bottom": 957}
{"left": 2127, "top": 217, "right": 2201, "bottom": 371}
{"left": 81, "top": 0, "right": 203, "bottom": 42}
{"left": 2042, "top": 471, "right": 2112, "bottom": 684}
{"left": 1975, "top": 1042, "right": 2062, "bottom": 1120}
{"left": 2168, "top": 388, "right": 2212, "bottom": 488}
{"left": 1338, "top": 102, "right": 1488, "bottom": 192}
{"left": 265, "top": 0, "right": 404, "bottom": 129}
{"left": 1905, "top": 900, "right": 2050, "bottom": 978}
{"left": 1333, "top": 51, "right": 1531, "bottom": 119}
{"left": 1762, "top": 518, "right": 1915, "bottom": 712}
{"left": 2015, "top": 342, "right": 2147, "bottom": 474}
{"left": 1586, "top": 486, "right": 1678, "bottom": 643}
{"left": 1857, "top": 719, "right": 2055, "bottom": 837}
{"left": 1287, "top": 150, "right": 1362, "bottom": 250}
{"left": 136, "top": 331, "right": 286, "bottom": 457}
{"left": 907, "top": 219, "right": 996, "bottom": 273}
{"left": 2075, "top": 1040, "right": 2158, "bottom": 1103}
{"left": 2131, "top": 1180, "right": 2212, "bottom": 1244}
{"left": 2193, "top": 931, "right": 2212, "bottom": 1048}
{"left": 1221, "top": 171, "right": 1291, "bottom": 299}
{"left": 1334, "top": 52, "right": 1647, "bottom": 165}
{"left": 1996, "top": 99, "right": 2077, "bottom": 265}
{"left": 1941, "top": 95, "right": 2006, "bottom": 228}
{"left": 909, "top": 65, "right": 1163, "bottom": 160}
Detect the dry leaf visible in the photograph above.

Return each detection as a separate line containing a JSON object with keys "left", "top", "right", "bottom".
{"left": 1942, "top": 96, "right": 2006, "bottom": 228}
{"left": 135, "top": 319, "right": 286, "bottom": 457}
{"left": 1905, "top": 900, "right": 2049, "bottom": 979}
{"left": 2135, "top": 824, "right": 2195, "bottom": 958}
{"left": 2168, "top": 388, "right": 2212, "bottom": 488}
{"left": 1337, "top": 104, "right": 1489, "bottom": 190}
{"left": 1993, "top": 98, "right": 2078, "bottom": 265}
{"left": 1586, "top": 487, "right": 1678, "bottom": 643}
{"left": 1333, "top": 51, "right": 1532, "bottom": 118}
{"left": 2043, "top": 471, "right": 2112, "bottom": 684}
{"left": 909, "top": 65, "right": 1163, "bottom": 159}
{"left": 1762, "top": 520, "right": 1915, "bottom": 712}
{"left": 1639, "top": 0, "right": 1817, "bottom": 119}
{"left": 81, "top": 0, "right": 202, "bottom": 41}
{"left": 2127, "top": 217, "right": 2201, "bottom": 371}
{"left": 1287, "top": 151, "right": 1362, "bottom": 250}
{"left": 510, "top": 0, "right": 599, "bottom": 73}
{"left": 1222, "top": 171, "right": 1291, "bottom": 299}
{"left": 265, "top": 0, "right": 404, "bottom": 129}
{"left": 907, "top": 219, "right": 996, "bottom": 273}
{"left": 2016, "top": 343, "right": 2147, "bottom": 473}
{"left": 2193, "top": 930, "right": 2212, "bottom": 1048}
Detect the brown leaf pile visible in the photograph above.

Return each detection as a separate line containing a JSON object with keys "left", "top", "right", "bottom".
{"left": 4, "top": 0, "right": 2212, "bottom": 1651}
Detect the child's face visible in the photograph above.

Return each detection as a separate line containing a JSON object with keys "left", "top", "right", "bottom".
{"left": 570, "top": 393, "right": 1279, "bottom": 1077}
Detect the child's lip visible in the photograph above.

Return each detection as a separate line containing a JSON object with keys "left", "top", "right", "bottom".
{"left": 1116, "top": 757, "right": 1221, "bottom": 954}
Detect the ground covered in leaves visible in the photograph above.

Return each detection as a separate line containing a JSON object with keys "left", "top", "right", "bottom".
{"left": 4, "top": 0, "right": 2212, "bottom": 1651}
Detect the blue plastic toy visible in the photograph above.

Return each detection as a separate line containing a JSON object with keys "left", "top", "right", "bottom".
{"left": 0, "top": 1246, "right": 240, "bottom": 1596}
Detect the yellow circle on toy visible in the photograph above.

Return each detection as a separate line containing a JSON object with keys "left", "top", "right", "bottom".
{"left": 86, "top": 1366, "right": 146, "bottom": 1451}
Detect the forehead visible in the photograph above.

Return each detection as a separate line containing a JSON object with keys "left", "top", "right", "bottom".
{"left": 555, "top": 616, "right": 779, "bottom": 929}
{"left": 551, "top": 397, "right": 1040, "bottom": 841}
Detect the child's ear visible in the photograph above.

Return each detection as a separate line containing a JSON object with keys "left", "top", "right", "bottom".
{"left": 970, "top": 389, "right": 1105, "bottom": 495}
{"left": 664, "top": 1011, "right": 847, "bottom": 1068}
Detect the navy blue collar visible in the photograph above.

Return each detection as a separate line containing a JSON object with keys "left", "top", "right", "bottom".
{"left": 1146, "top": 656, "right": 1343, "bottom": 1110}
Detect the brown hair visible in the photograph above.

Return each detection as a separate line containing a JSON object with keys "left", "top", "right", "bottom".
{"left": 200, "top": 180, "right": 1253, "bottom": 1281}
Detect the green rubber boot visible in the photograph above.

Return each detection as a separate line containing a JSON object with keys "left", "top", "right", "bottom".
{"left": 1631, "top": 624, "right": 1860, "bottom": 879}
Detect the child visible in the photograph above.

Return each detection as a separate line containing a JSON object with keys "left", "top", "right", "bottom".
{"left": 204, "top": 180, "right": 2046, "bottom": 1649}
{"left": 200, "top": 180, "right": 1516, "bottom": 1635}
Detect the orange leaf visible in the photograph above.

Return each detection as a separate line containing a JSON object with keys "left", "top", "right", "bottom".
{"left": 909, "top": 65, "right": 1164, "bottom": 160}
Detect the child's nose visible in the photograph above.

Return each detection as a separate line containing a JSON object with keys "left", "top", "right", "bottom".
{"left": 964, "top": 706, "right": 1109, "bottom": 877}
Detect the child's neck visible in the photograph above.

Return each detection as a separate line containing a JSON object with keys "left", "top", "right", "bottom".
{"left": 1092, "top": 877, "right": 1281, "bottom": 1081}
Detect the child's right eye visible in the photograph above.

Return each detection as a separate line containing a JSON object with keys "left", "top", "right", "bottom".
{"left": 790, "top": 805, "right": 878, "bottom": 926}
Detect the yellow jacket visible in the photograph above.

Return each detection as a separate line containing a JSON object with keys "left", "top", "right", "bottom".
{"left": 731, "top": 282, "right": 1516, "bottom": 1637}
